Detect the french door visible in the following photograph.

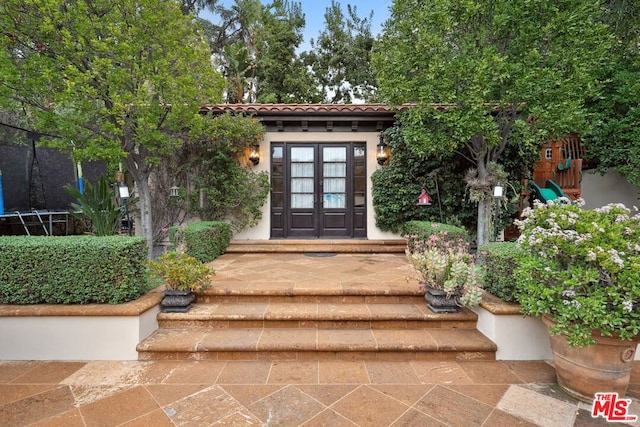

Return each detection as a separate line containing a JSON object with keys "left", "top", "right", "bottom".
{"left": 270, "top": 142, "right": 366, "bottom": 238}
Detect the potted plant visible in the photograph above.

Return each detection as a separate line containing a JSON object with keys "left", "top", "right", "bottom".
{"left": 148, "top": 251, "right": 214, "bottom": 312}
{"left": 406, "top": 233, "right": 483, "bottom": 313}
{"left": 514, "top": 198, "right": 640, "bottom": 401}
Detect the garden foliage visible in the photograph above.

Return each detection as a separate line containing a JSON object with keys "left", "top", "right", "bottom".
{"left": 169, "top": 221, "right": 232, "bottom": 263}
{"left": 0, "top": 236, "right": 149, "bottom": 304}
{"left": 514, "top": 199, "right": 640, "bottom": 346}
{"left": 477, "top": 242, "right": 521, "bottom": 303}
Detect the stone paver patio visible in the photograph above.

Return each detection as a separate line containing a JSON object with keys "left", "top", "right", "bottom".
{"left": 1, "top": 252, "right": 639, "bottom": 425}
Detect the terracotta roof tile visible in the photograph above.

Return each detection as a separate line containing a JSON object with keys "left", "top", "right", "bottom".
{"left": 199, "top": 103, "right": 411, "bottom": 114}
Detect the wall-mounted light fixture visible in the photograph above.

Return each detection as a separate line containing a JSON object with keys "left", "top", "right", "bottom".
{"left": 377, "top": 135, "right": 389, "bottom": 165}
{"left": 249, "top": 145, "right": 260, "bottom": 166}
{"left": 493, "top": 183, "right": 504, "bottom": 198}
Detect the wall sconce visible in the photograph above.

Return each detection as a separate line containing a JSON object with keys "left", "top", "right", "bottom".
{"left": 377, "top": 136, "right": 389, "bottom": 165}
{"left": 249, "top": 145, "right": 260, "bottom": 166}
{"left": 493, "top": 184, "right": 504, "bottom": 198}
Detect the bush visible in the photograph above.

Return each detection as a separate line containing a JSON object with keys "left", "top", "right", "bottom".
{"left": 0, "top": 235, "right": 150, "bottom": 304}
{"left": 169, "top": 221, "right": 232, "bottom": 263}
{"left": 477, "top": 242, "right": 522, "bottom": 303}
{"left": 402, "top": 221, "right": 469, "bottom": 254}
{"left": 148, "top": 251, "right": 213, "bottom": 291}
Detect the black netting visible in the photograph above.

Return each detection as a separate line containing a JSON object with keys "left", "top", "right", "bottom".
{"left": 0, "top": 145, "right": 33, "bottom": 211}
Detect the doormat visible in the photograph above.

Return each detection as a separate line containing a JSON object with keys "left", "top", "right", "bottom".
{"left": 303, "top": 252, "right": 337, "bottom": 257}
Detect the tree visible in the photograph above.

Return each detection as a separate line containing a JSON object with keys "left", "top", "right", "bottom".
{"left": 0, "top": 0, "right": 225, "bottom": 253}
{"left": 304, "top": 1, "right": 377, "bottom": 103}
{"left": 254, "top": 0, "right": 321, "bottom": 103}
{"left": 175, "top": 113, "right": 270, "bottom": 232}
{"left": 584, "top": 1, "right": 640, "bottom": 186}
{"left": 196, "top": 0, "right": 263, "bottom": 102}
{"left": 373, "top": 0, "right": 611, "bottom": 245}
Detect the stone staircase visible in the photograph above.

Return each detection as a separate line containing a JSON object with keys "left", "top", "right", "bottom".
{"left": 137, "top": 243, "right": 497, "bottom": 361}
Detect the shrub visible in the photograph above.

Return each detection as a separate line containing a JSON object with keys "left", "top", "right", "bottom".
{"left": 169, "top": 221, "right": 232, "bottom": 263}
{"left": 515, "top": 200, "right": 640, "bottom": 346}
{"left": 148, "top": 251, "right": 213, "bottom": 291}
{"left": 64, "top": 176, "right": 122, "bottom": 236}
{"left": 402, "top": 221, "right": 469, "bottom": 254}
{"left": 0, "top": 235, "right": 150, "bottom": 304}
{"left": 477, "top": 242, "right": 522, "bottom": 303}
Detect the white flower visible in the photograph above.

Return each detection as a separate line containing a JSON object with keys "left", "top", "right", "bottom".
{"left": 623, "top": 301, "right": 633, "bottom": 312}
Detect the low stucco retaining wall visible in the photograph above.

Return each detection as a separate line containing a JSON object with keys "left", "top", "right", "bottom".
{"left": 473, "top": 292, "right": 640, "bottom": 361}
{"left": 0, "top": 288, "right": 162, "bottom": 361}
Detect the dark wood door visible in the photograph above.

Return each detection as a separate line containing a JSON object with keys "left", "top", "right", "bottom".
{"left": 270, "top": 142, "right": 366, "bottom": 238}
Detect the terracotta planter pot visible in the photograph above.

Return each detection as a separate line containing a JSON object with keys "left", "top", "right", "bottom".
{"left": 542, "top": 314, "right": 638, "bottom": 402}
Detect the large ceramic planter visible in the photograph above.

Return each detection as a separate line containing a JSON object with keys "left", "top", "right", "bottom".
{"left": 161, "top": 290, "right": 195, "bottom": 313}
{"left": 542, "top": 314, "right": 638, "bottom": 402}
{"left": 424, "top": 287, "right": 459, "bottom": 313}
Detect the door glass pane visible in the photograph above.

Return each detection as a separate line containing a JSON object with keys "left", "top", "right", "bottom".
{"left": 291, "top": 147, "right": 314, "bottom": 161}
{"left": 291, "top": 146, "right": 314, "bottom": 209}
{"left": 324, "top": 193, "right": 345, "bottom": 209}
{"left": 292, "top": 163, "right": 313, "bottom": 177}
{"left": 323, "top": 163, "right": 346, "bottom": 177}
{"left": 324, "top": 178, "right": 345, "bottom": 192}
{"left": 354, "top": 144, "right": 366, "bottom": 208}
{"left": 323, "top": 146, "right": 346, "bottom": 161}
{"left": 271, "top": 144, "right": 284, "bottom": 208}
{"left": 291, "top": 178, "right": 314, "bottom": 192}
{"left": 323, "top": 146, "right": 346, "bottom": 209}
{"left": 292, "top": 194, "right": 314, "bottom": 209}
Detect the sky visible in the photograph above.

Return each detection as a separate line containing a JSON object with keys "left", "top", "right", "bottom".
{"left": 199, "top": 0, "right": 392, "bottom": 52}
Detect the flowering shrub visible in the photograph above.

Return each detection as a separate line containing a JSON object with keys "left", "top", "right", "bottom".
{"left": 406, "top": 231, "right": 482, "bottom": 307}
{"left": 514, "top": 199, "right": 640, "bottom": 346}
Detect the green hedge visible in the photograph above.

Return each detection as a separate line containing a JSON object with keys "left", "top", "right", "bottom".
{"left": 402, "top": 221, "right": 470, "bottom": 253}
{"left": 477, "top": 242, "right": 522, "bottom": 303}
{"left": 170, "top": 221, "right": 232, "bottom": 263}
{"left": 0, "top": 236, "right": 150, "bottom": 304}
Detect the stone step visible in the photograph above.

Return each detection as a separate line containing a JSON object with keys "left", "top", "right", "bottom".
{"left": 156, "top": 302, "right": 479, "bottom": 330}
{"left": 136, "top": 327, "right": 497, "bottom": 361}
{"left": 226, "top": 239, "right": 407, "bottom": 254}
{"left": 195, "top": 272, "right": 424, "bottom": 305}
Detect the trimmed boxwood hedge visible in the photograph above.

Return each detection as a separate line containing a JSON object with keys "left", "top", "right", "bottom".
{"left": 169, "top": 221, "right": 232, "bottom": 263}
{"left": 477, "top": 242, "right": 522, "bottom": 303}
{"left": 0, "top": 235, "right": 150, "bottom": 304}
{"left": 402, "top": 220, "right": 470, "bottom": 253}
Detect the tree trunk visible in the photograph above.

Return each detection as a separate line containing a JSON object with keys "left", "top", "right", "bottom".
{"left": 476, "top": 157, "right": 491, "bottom": 247}
{"left": 123, "top": 156, "right": 154, "bottom": 257}
{"left": 477, "top": 197, "right": 491, "bottom": 247}
{"left": 136, "top": 176, "right": 154, "bottom": 256}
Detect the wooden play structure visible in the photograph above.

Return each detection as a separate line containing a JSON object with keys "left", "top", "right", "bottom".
{"left": 506, "top": 135, "right": 586, "bottom": 240}
{"left": 530, "top": 134, "right": 585, "bottom": 202}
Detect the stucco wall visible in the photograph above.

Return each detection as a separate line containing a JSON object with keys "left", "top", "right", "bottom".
{"left": 233, "top": 132, "right": 400, "bottom": 241}
{"left": 581, "top": 169, "right": 640, "bottom": 209}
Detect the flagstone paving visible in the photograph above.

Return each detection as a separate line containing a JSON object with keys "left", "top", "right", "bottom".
{"left": 0, "top": 359, "right": 638, "bottom": 426}
{"left": 1, "top": 252, "right": 639, "bottom": 425}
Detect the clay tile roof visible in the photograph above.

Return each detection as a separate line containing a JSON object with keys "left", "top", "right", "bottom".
{"left": 199, "top": 103, "right": 413, "bottom": 114}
